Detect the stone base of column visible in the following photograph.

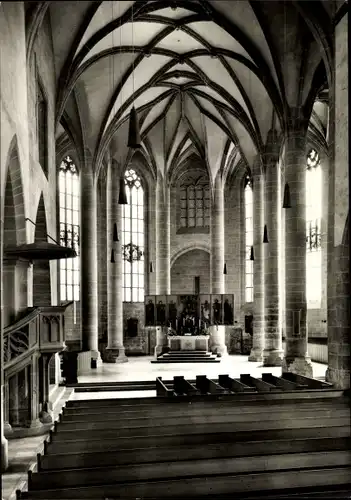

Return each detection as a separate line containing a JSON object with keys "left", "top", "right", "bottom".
{"left": 248, "top": 348, "right": 263, "bottom": 362}
{"left": 3, "top": 422, "right": 13, "bottom": 437}
{"left": 208, "top": 326, "right": 228, "bottom": 356}
{"left": 263, "top": 349, "right": 284, "bottom": 367}
{"left": 39, "top": 402, "right": 54, "bottom": 424}
{"left": 26, "top": 418, "right": 43, "bottom": 430}
{"left": 77, "top": 350, "right": 102, "bottom": 374}
{"left": 325, "top": 367, "right": 350, "bottom": 390}
{"left": 282, "top": 356, "right": 313, "bottom": 378}
{"left": 154, "top": 326, "right": 169, "bottom": 358}
{"left": 105, "top": 347, "right": 128, "bottom": 363}
{"left": 1, "top": 434, "right": 8, "bottom": 472}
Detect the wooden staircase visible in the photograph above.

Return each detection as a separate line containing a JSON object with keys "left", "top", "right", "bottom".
{"left": 16, "top": 374, "right": 351, "bottom": 499}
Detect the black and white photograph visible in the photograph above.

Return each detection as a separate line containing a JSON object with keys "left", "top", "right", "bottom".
{"left": 0, "top": 0, "right": 347, "bottom": 497}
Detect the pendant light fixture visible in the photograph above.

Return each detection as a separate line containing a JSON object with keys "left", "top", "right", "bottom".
{"left": 149, "top": 261, "right": 154, "bottom": 273}
{"left": 113, "top": 223, "right": 119, "bottom": 242}
{"left": 110, "top": 249, "right": 115, "bottom": 263}
{"left": 118, "top": 177, "right": 128, "bottom": 204}
{"left": 263, "top": 224, "right": 269, "bottom": 243}
{"left": 127, "top": 107, "right": 141, "bottom": 149}
{"left": 223, "top": 262, "right": 227, "bottom": 275}
{"left": 127, "top": 4, "right": 141, "bottom": 149}
{"left": 250, "top": 246, "right": 254, "bottom": 261}
{"left": 283, "top": 182, "right": 291, "bottom": 208}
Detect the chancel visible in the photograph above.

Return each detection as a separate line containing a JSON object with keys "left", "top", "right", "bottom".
{"left": 0, "top": 1, "right": 349, "bottom": 498}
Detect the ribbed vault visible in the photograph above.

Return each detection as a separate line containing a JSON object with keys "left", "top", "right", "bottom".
{"left": 49, "top": 0, "right": 332, "bottom": 183}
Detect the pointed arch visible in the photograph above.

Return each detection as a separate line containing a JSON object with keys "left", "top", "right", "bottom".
{"left": 33, "top": 193, "right": 51, "bottom": 306}
{"left": 3, "top": 135, "right": 26, "bottom": 247}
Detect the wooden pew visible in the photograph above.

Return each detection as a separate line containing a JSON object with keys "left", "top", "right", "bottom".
{"left": 37, "top": 436, "right": 351, "bottom": 472}
{"left": 195, "top": 375, "right": 226, "bottom": 394}
{"left": 240, "top": 374, "right": 283, "bottom": 392}
{"left": 44, "top": 424, "right": 351, "bottom": 456}
{"left": 49, "top": 413, "right": 351, "bottom": 444}
{"left": 156, "top": 377, "right": 174, "bottom": 397}
{"left": 218, "top": 374, "right": 256, "bottom": 393}
{"left": 28, "top": 449, "right": 351, "bottom": 490}
{"left": 17, "top": 465, "right": 351, "bottom": 499}
{"left": 262, "top": 373, "right": 309, "bottom": 390}
{"left": 59, "top": 399, "right": 342, "bottom": 425}
{"left": 56, "top": 405, "right": 350, "bottom": 433}
{"left": 173, "top": 376, "right": 198, "bottom": 396}
{"left": 282, "top": 373, "right": 334, "bottom": 389}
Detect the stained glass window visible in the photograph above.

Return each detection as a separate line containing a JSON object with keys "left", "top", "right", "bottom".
{"left": 122, "top": 169, "right": 144, "bottom": 302}
{"left": 59, "top": 156, "right": 80, "bottom": 302}
{"left": 245, "top": 175, "right": 253, "bottom": 302}
{"left": 306, "top": 149, "right": 322, "bottom": 303}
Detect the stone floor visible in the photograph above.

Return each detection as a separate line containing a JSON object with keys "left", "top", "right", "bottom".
{"left": 1, "top": 355, "right": 328, "bottom": 500}
{"left": 77, "top": 354, "right": 328, "bottom": 383}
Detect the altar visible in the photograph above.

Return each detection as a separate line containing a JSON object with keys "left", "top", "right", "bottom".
{"left": 168, "top": 335, "right": 209, "bottom": 352}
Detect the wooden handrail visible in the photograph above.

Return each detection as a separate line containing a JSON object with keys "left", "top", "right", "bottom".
{"left": 3, "top": 307, "right": 40, "bottom": 335}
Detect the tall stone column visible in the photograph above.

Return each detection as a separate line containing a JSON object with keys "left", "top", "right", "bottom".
{"left": 106, "top": 160, "right": 127, "bottom": 362}
{"left": 210, "top": 175, "right": 227, "bottom": 356}
{"left": 211, "top": 175, "right": 225, "bottom": 294}
{"left": 263, "top": 131, "right": 283, "bottom": 366}
{"left": 249, "top": 157, "right": 265, "bottom": 362}
{"left": 282, "top": 113, "right": 313, "bottom": 377}
{"left": 325, "top": 12, "right": 349, "bottom": 388}
{"left": 0, "top": 209, "right": 9, "bottom": 471}
{"left": 154, "top": 177, "right": 170, "bottom": 356}
{"left": 155, "top": 177, "right": 170, "bottom": 295}
{"left": 78, "top": 160, "right": 101, "bottom": 372}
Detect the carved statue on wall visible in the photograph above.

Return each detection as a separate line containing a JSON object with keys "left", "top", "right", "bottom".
{"left": 145, "top": 298, "right": 155, "bottom": 326}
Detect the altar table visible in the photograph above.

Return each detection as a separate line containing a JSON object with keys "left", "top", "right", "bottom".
{"left": 168, "top": 335, "right": 209, "bottom": 351}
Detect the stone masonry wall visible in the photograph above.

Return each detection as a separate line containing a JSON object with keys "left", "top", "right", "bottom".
{"left": 1, "top": 4, "right": 58, "bottom": 322}
{"left": 171, "top": 249, "right": 210, "bottom": 294}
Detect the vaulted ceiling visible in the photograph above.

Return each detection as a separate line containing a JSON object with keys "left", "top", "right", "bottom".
{"left": 49, "top": 0, "right": 333, "bottom": 183}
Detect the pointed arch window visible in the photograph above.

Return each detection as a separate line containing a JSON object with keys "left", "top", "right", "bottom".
{"left": 122, "top": 169, "right": 145, "bottom": 302}
{"left": 306, "top": 149, "right": 322, "bottom": 304}
{"left": 245, "top": 175, "right": 253, "bottom": 302}
{"left": 180, "top": 182, "right": 210, "bottom": 228}
{"left": 37, "top": 80, "right": 48, "bottom": 177}
{"left": 59, "top": 155, "right": 80, "bottom": 302}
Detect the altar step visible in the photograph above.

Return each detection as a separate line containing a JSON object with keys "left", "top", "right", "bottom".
{"left": 152, "top": 350, "right": 221, "bottom": 363}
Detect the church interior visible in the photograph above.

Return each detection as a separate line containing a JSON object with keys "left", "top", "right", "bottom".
{"left": 0, "top": 0, "right": 349, "bottom": 498}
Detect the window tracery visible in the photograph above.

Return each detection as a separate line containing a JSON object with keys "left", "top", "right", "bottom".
{"left": 59, "top": 155, "right": 80, "bottom": 302}
{"left": 306, "top": 148, "right": 322, "bottom": 303}
{"left": 245, "top": 175, "right": 253, "bottom": 303}
{"left": 122, "top": 168, "right": 145, "bottom": 302}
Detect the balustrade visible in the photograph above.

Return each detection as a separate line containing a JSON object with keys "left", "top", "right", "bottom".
{"left": 3, "top": 305, "right": 69, "bottom": 437}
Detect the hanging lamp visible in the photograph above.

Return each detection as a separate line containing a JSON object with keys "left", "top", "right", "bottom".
{"left": 223, "top": 262, "right": 227, "bottom": 275}
{"left": 127, "top": 4, "right": 141, "bottom": 149}
{"left": 113, "top": 223, "right": 119, "bottom": 242}
{"left": 250, "top": 246, "right": 254, "bottom": 261}
{"left": 263, "top": 224, "right": 269, "bottom": 243}
{"left": 118, "top": 177, "right": 128, "bottom": 204}
{"left": 283, "top": 182, "right": 291, "bottom": 208}
{"left": 127, "top": 107, "right": 141, "bottom": 149}
{"left": 110, "top": 249, "right": 115, "bottom": 263}
{"left": 149, "top": 261, "right": 154, "bottom": 273}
